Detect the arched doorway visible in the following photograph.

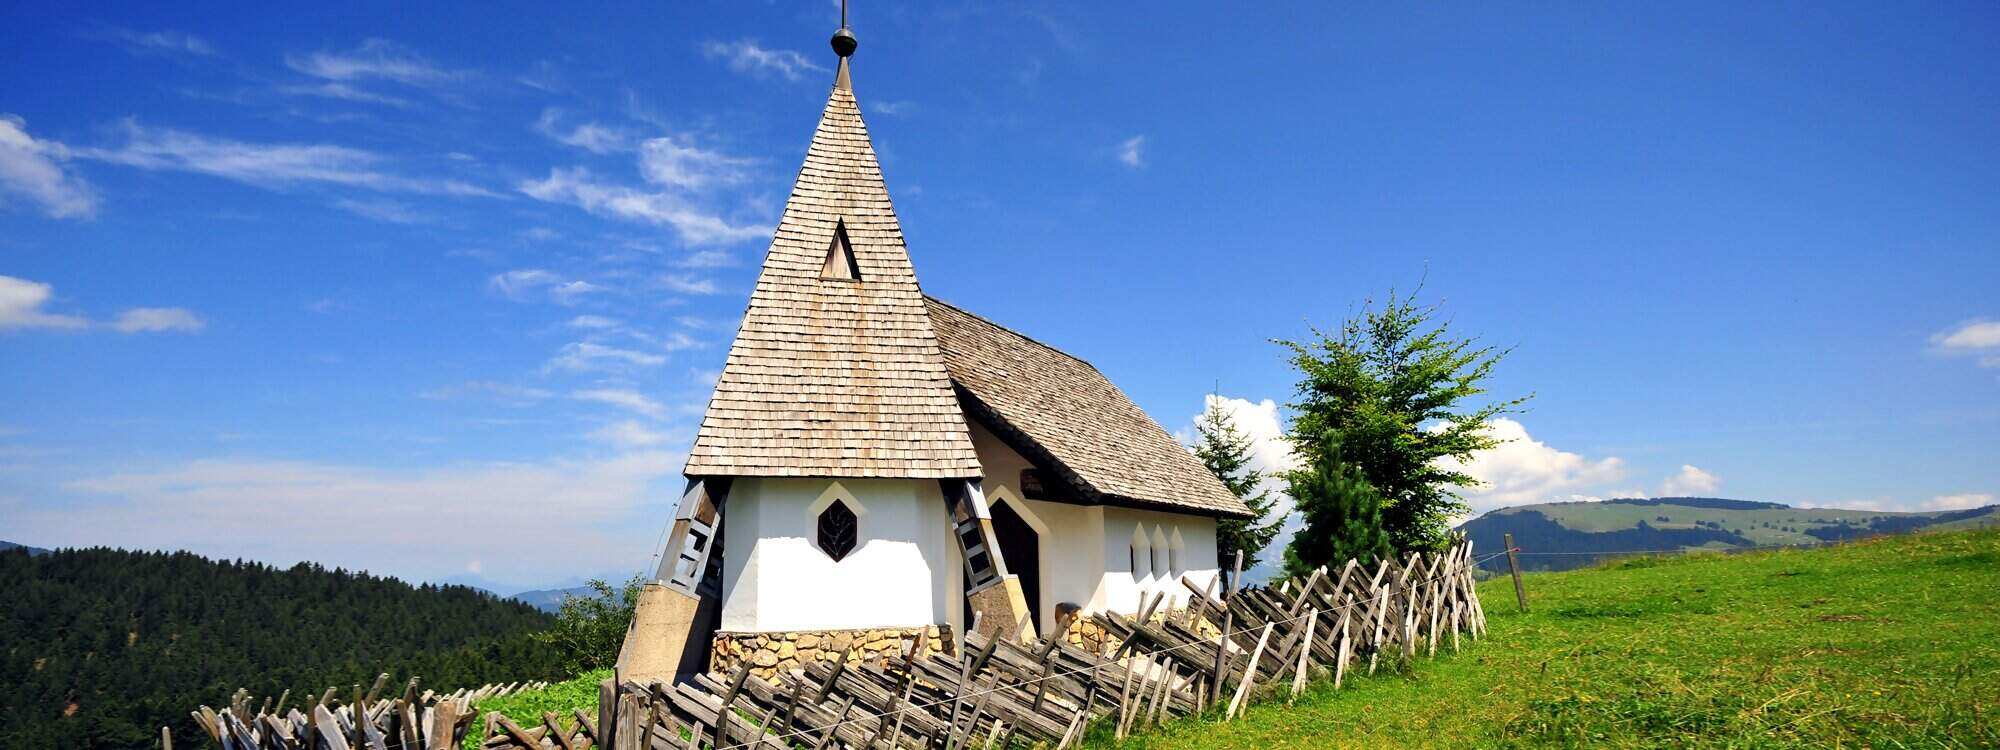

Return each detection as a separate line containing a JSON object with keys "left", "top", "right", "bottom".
{"left": 988, "top": 499, "right": 1042, "bottom": 629}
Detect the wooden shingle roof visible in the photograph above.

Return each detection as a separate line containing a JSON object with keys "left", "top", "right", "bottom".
{"left": 683, "top": 67, "right": 982, "bottom": 479}
{"left": 926, "top": 297, "right": 1254, "bottom": 518}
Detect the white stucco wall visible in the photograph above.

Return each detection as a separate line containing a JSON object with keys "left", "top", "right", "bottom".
{"left": 966, "top": 421, "right": 1224, "bottom": 631}
{"left": 718, "top": 477, "right": 956, "bottom": 633}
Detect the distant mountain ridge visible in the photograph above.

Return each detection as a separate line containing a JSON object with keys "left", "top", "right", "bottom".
{"left": 1459, "top": 496, "right": 2000, "bottom": 571}
{"left": 0, "top": 540, "right": 51, "bottom": 556}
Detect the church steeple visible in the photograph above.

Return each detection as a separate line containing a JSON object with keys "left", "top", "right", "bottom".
{"left": 683, "top": 9, "right": 981, "bottom": 480}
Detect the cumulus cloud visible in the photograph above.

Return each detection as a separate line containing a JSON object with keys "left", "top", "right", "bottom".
{"left": 286, "top": 39, "right": 465, "bottom": 87}
{"left": 0, "top": 275, "right": 89, "bottom": 330}
{"left": 0, "top": 115, "right": 98, "bottom": 219}
{"left": 517, "top": 167, "right": 767, "bottom": 245}
{"left": 1921, "top": 492, "right": 1995, "bottom": 511}
{"left": 77, "top": 120, "right": 495, "bottom": 197}
{"left": 572, "top": 388, "right": 668, "bottom": 420}
{"left": 1658, "top": 464, "right": 1721, "bottom": 496}
{"left": 1439, "top": 418, "right": 1627, "bottom": 516}
{"left": 45, "top": 450, "right": 680, "bottom": 586}
{"left": 1117, "top": 135, "right": 1146, "bottom": 169}
{"left": 111, "top": 307, "right": 204, "bottom": 333}
{"left": 533, "top": 109, "right": 632, "bottom": 155}
{"left": 701, "top": 39, "right": 828, "bottom": 82}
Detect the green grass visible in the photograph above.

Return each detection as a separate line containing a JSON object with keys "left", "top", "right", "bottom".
{"left": 461, "top": 669, "right": 609, "bottom": 750}
{"left": 1084, "top": 528, "right": 2000, "bottom": 749}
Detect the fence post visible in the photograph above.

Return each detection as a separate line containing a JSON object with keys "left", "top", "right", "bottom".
{"left": 1503, "top": 533, "right": 1528, "bottom": 612}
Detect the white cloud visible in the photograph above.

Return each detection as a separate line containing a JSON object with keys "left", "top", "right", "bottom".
{"left": 638, "top": 136, "right": 753, "bottom": 190}
{"left": 1933, "top": 320, "right": 2000, "bottom": 369}
{"left": 111, "top": 307, "right": 204, "bottom": 333}
{"left": 0, "top": 115, "right": 98, "bottom": 219}
{"left": 419, "top": 380, "right": 553, "bottom": 405}
{"left": 659, "top": 274, "right": 719, "bottom": 295}
{"left": 286, "top": 39, "right": 464, "bottom": 87}
{"left": 1117, "top": 135, "right": 1146, "bottom": 169}
{"left": 871, "top": 101, "right": 915, "bottom": 117}
{"left": 589, "top": 420, "right": 673, "bottom": 448}
{"left": 78, "top": 121, "right": 496, "bottom": 197}
{"left": 568, "top": 315, "right": 622, "bottom": 329}
{"left": 533, "top": 109, "right": 632, "bottom": 154}
{"left": 97, "top": 29, "right": 216, "bottom": 57}
{"left": 488, "top": 269, "right": 600, "bottom": 304}
{"left": 48, "top": 450, "right": 679, "bottom": 586}
{"left": 518, "top": 167, "right": 768, "bottom": 245}
{"left": 333, "top": 198, "right": 434, "bottom": 224}
{"left": 279, "top": 82, "right": 413, "bottom": 108}
{"left": 1659, "top": 464, "right": 1721, "bottom": 496}
{"left": 573, "top": 388, "right": 668, "bottom": 420}
{"left": 701, "top": 39, "right": 829, "bottom": 82}
{"left": 0, "top": 275, "right": 89, "bottom": 330}
{"left": 1439, "top": 418, "right": 1627, "bottom": 516}
{"left": 675, "top": 249, "right": 736, "bottom": 269}
{"left": 1921, "top": 493, "right": 1995, "bottom": 511}
{"left": 546, "top": 341, "right": 667, "bottom": 372}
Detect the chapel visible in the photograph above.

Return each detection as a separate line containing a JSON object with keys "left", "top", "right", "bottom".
{"left": 618, "top": 12, "right": 1252, "bottom": 683}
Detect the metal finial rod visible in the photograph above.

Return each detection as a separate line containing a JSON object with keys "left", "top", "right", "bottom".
{"left": 840, "top": 0, "right": 848, "bottom": 29}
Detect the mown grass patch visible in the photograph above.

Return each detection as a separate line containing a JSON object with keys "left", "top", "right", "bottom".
{"left": 1084, "top": 528, "right": 2000, "bottom": 749}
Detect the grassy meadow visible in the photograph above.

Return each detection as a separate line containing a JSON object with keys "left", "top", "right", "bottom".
{"left": 1087, "top": 528, "right": 2000, "bottom": 749}
{"left": 471, "top": 529, "right": 1999, "bottom": 748}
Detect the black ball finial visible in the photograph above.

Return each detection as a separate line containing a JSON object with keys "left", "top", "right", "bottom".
{"left": 831, "top": 27, "right": 857, "bottom": 58}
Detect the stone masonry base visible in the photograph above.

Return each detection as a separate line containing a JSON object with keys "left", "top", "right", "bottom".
{"left": 711, "top": 625, "right": 955, "bottom": 683}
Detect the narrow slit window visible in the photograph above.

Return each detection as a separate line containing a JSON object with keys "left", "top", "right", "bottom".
{"left": 821, "top": 221, "right": 861, "bottom": 280}
{"left": 817, "top": 499, "right": 858, "bottom": 561}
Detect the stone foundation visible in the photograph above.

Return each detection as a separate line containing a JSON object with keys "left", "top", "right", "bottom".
{"left": 711, "top": 625, "right": 955, "bottom": 683}
{"left": 1060, "top": 605, "right": 1223, "bottom": 657}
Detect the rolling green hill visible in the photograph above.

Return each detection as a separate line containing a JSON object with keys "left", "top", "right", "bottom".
{"left": 1095, "top": 528, "right": 2000, "bottom": 748}
{"left": 1458, "top": 497, "right": 2000, "bottom": 571}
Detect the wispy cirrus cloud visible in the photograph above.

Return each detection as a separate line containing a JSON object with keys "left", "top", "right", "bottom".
{"left": 488, "top": 269, "right": 602, "bottom": 304}
{"left": 659, "top": 275, "right": 719, "bottom": 295}
{"left": 546, "top": 341, "right": 668, "bottom": 372}
{"left": 0, "top": 115, "right": 98, "bottom": 219}
{"left": 518, "top": 167, "right": 768, "bottom": 245}
{"left": 638, "top": 136, "right": 753, "bottom": 190}
{"left": 111, "top": 307, "right": 204, "bottom": 333}
{"left": 701, "top": 39, "right": 828, "bottom": 82}
{"left": 77, "top": 120, "right": 497, "bottom": 197}
{"left": 92, "top": 28, "right": 216, "bottom": 58}
{"left": 333, "top": 198, "right": 435, "bottom": 224}
{"left": 420, "top": 380, "right": 554, "bottom": 406}
{"left": 279, "top": 82, "right": 413, "bottom": 108}
{"left": 572, "top": 388, "right": 668, "bottom": 419}
{"left": 533, "top": 109, "right": 633, "bottom": 155}
{"left": 286, "top": 39, "right": 466, "bottom": 87}
{"left": 1117, "top": 135, "right": 1146, "bottom": 169}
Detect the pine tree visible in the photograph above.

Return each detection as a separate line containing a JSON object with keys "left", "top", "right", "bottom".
{"left": 1279, "top": 288, "right": 1529, "bottom": 552}
{"left": 1283, "top": 442, "right": 1393, "bottom": 576}
{"left": 1191, "top": 396, "right": 1285, "bottom": 580}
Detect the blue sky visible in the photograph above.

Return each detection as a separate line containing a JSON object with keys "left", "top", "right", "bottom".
{"left": 2, "top": 2, "right": 1996, "bottom": 591}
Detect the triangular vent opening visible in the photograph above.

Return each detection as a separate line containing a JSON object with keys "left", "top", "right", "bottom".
{"left": 821, "top": 221, "right": 862, "bottom": 281}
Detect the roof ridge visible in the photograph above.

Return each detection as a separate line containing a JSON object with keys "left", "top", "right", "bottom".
{"left": 924, "top": 294, "right": 1099, "bottom": 372}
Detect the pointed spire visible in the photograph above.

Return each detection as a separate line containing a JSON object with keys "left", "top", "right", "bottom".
{"left": 831, "top": 0, "right": 857, "bottom": 90}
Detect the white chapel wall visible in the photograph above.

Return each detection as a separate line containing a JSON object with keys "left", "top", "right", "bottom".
{"left": 718, "top": 477, "right": 955, "bottom": 633}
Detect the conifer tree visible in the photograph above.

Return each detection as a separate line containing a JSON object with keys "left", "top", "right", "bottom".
{"left": 1283, "top": 441, "right": 1393, "bottom": 576}
{"left": 1191, "top": 396, "right": 1285, "bottom": 579}
{"left": 1279, "top": 288, "right": 1528, "bottom": 552}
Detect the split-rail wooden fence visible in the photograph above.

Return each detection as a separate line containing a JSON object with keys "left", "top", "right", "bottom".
{"left": 182, "top": 541, "right": 1487, "bottom": 750}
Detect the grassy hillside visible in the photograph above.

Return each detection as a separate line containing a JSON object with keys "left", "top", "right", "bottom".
{"left": 1092, "top": 528, "right": 2000, "bottom": 748}
{"left": 1461, "top": 497, "right": 2000, "bottom": 571}
{"left": 0, "top": 546, "right": 567, "bottom": 749}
